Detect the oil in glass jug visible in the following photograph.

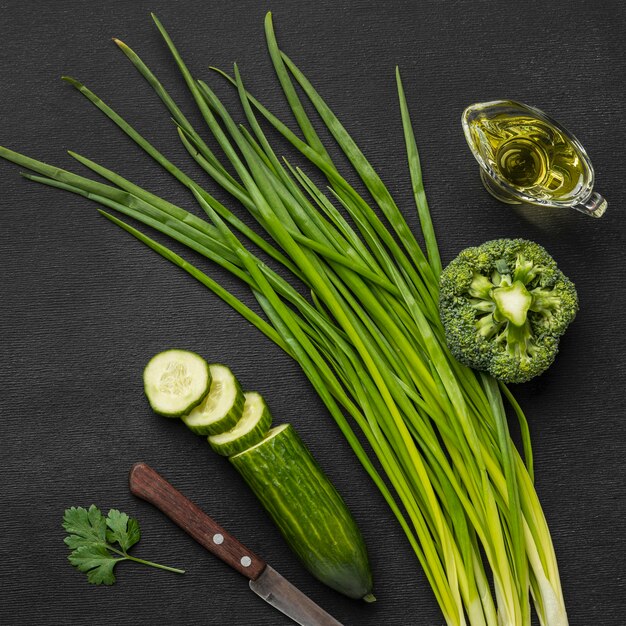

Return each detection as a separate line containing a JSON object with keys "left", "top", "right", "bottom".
{"left": 462, "top": 100, "right": 607, "bottom": 217}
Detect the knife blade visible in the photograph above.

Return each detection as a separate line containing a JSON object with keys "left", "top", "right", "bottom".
{"left": 129, "top": 462, "right": 344, "bottom": 626}
{"left": 250, "top": 565, "right": 342, "bottom": 626}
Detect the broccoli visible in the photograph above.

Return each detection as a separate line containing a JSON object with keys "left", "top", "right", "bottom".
{"left": 439, "top": 238, "right": 578, "bottom": 383}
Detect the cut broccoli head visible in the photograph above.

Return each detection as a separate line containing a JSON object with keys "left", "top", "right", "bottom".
{"left": 439, "top": 238, "right": 578, "bottom": 383}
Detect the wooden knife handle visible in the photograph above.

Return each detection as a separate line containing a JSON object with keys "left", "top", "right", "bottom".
{"left": 129, "top": 462, "right": 266, "bottom": 580}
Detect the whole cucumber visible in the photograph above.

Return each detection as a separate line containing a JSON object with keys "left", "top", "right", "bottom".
{"left": 230, "top": 424, "right": 374, "bottom": 601}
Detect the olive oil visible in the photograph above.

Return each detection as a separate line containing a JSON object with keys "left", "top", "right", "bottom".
{"left": 466, "top": 110, "right": 589, "bottom": 203}
{"left": 461, "top": 100, "right": 608, "bottom": 216}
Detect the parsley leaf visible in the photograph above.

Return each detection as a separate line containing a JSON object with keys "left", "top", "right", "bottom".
{"left": 63, "top": 504, "right": 108, "bottom": 549}
{"left": 105, "top": 509, "right": 141, "bottom": 552}
{"left": 63, "top": 506, "right": 185, "bottom": 585}
{"left": 68, "top": 543, "right": 119, "bottom": 585}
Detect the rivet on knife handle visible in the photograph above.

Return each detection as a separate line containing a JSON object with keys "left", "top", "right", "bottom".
{"left": 129, "top": 462, "right": 266, "bottom": 580}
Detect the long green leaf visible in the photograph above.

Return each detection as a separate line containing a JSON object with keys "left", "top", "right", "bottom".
{"left": 396, "top": 67, "right": 442, "bottom": 277}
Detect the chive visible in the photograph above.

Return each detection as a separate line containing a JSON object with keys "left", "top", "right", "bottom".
{"left": 113, "top": 36, "right": 241, "bottom": 190}
{"left": 396, "top": 67, "right": 442, "bottom": 278}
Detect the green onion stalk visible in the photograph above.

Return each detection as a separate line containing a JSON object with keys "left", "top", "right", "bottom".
{"left": 0, "top": 13, "right": 568, "bottom": 626}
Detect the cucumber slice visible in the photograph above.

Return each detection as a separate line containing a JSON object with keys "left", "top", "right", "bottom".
{"left": 181, "top": 364, "right": 245, "bottom": 436}
{"left": 143, "top": 349, "right": 211, "bottom": 418}
{"left": 208, "top": 391, "right": 272, "bottom": 457}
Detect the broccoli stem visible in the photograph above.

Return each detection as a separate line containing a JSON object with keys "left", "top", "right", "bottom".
{"left": 469, "top": 273, "right": 494, "bottom": 299}
{"left": 530, "top": 287, "right": 561, "bottom": 313}
{"left": 504, "top": 321, "right": 535, "bottom": 361}
{"left": 492, "top": 281, "right": 532, "bottom": 327}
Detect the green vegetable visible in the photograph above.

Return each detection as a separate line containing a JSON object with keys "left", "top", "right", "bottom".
{"left": 62, "top": 505, "right": 185, "bottom": 584}
{"left": 230, "top": 424, "right": 374, "bottom": 601}
{"left": 148, "top": 353, "right": 370, "bottom": 600}
{"left": 1, "top": 13, "right": 570, "bottom": 625}
{"left": 143, "top": 349, "right": 211, "bottom": 417}
{"left": 208, "top": 391, "right": 272, "bottom": 457}
{"left": 182, "top": 363, "right": 245, "bottom": 435}
{"left": 439, "top": 239, "right": 578, "bottom": 383}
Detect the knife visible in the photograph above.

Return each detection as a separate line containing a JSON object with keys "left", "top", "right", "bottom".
{"left": 129, "top": 462, "right": 344, "bottom": 626}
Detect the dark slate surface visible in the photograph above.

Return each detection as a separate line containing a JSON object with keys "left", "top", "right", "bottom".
{"left": 1, "top": 1, "right": 624, "bottom": 624}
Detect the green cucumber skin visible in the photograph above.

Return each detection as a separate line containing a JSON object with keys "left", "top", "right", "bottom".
{"left": 183, "top": 375, "right": 245, "bottom": 436}
{"left": 208, "top": 396, "right": 272, "bottom": 457}
{"left": 230, "top": 424, "right": 373, "bottom": 600}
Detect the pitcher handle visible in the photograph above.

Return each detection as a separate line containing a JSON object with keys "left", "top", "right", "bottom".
{"left": 572, "top": 191, "right": 608, "bottom": 218}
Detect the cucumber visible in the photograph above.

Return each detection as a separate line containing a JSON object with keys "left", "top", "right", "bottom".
{"left": 230, "top": 424, "right": 374, "bottom": 601}
{"left": 143, "top": 349, "right": 211, "bottom": 417}
{"left": 208, "top": 391, "right": 272, "bottom": 457}
{"left": 181, "top": 364, "right": 245, "bottom": 436}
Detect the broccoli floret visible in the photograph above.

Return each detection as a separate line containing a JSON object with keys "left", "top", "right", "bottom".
{"left": 439, "top": 239, "right": 578, "bottom": 383}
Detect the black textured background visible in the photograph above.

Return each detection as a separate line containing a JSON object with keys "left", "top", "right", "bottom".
{"left": 1, "top": 1, "right": 625, "bottom": 625}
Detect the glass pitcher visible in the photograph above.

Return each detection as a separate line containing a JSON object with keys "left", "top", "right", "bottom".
{"left": 462, "top": 100, "right": 607, "bottom": 217}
